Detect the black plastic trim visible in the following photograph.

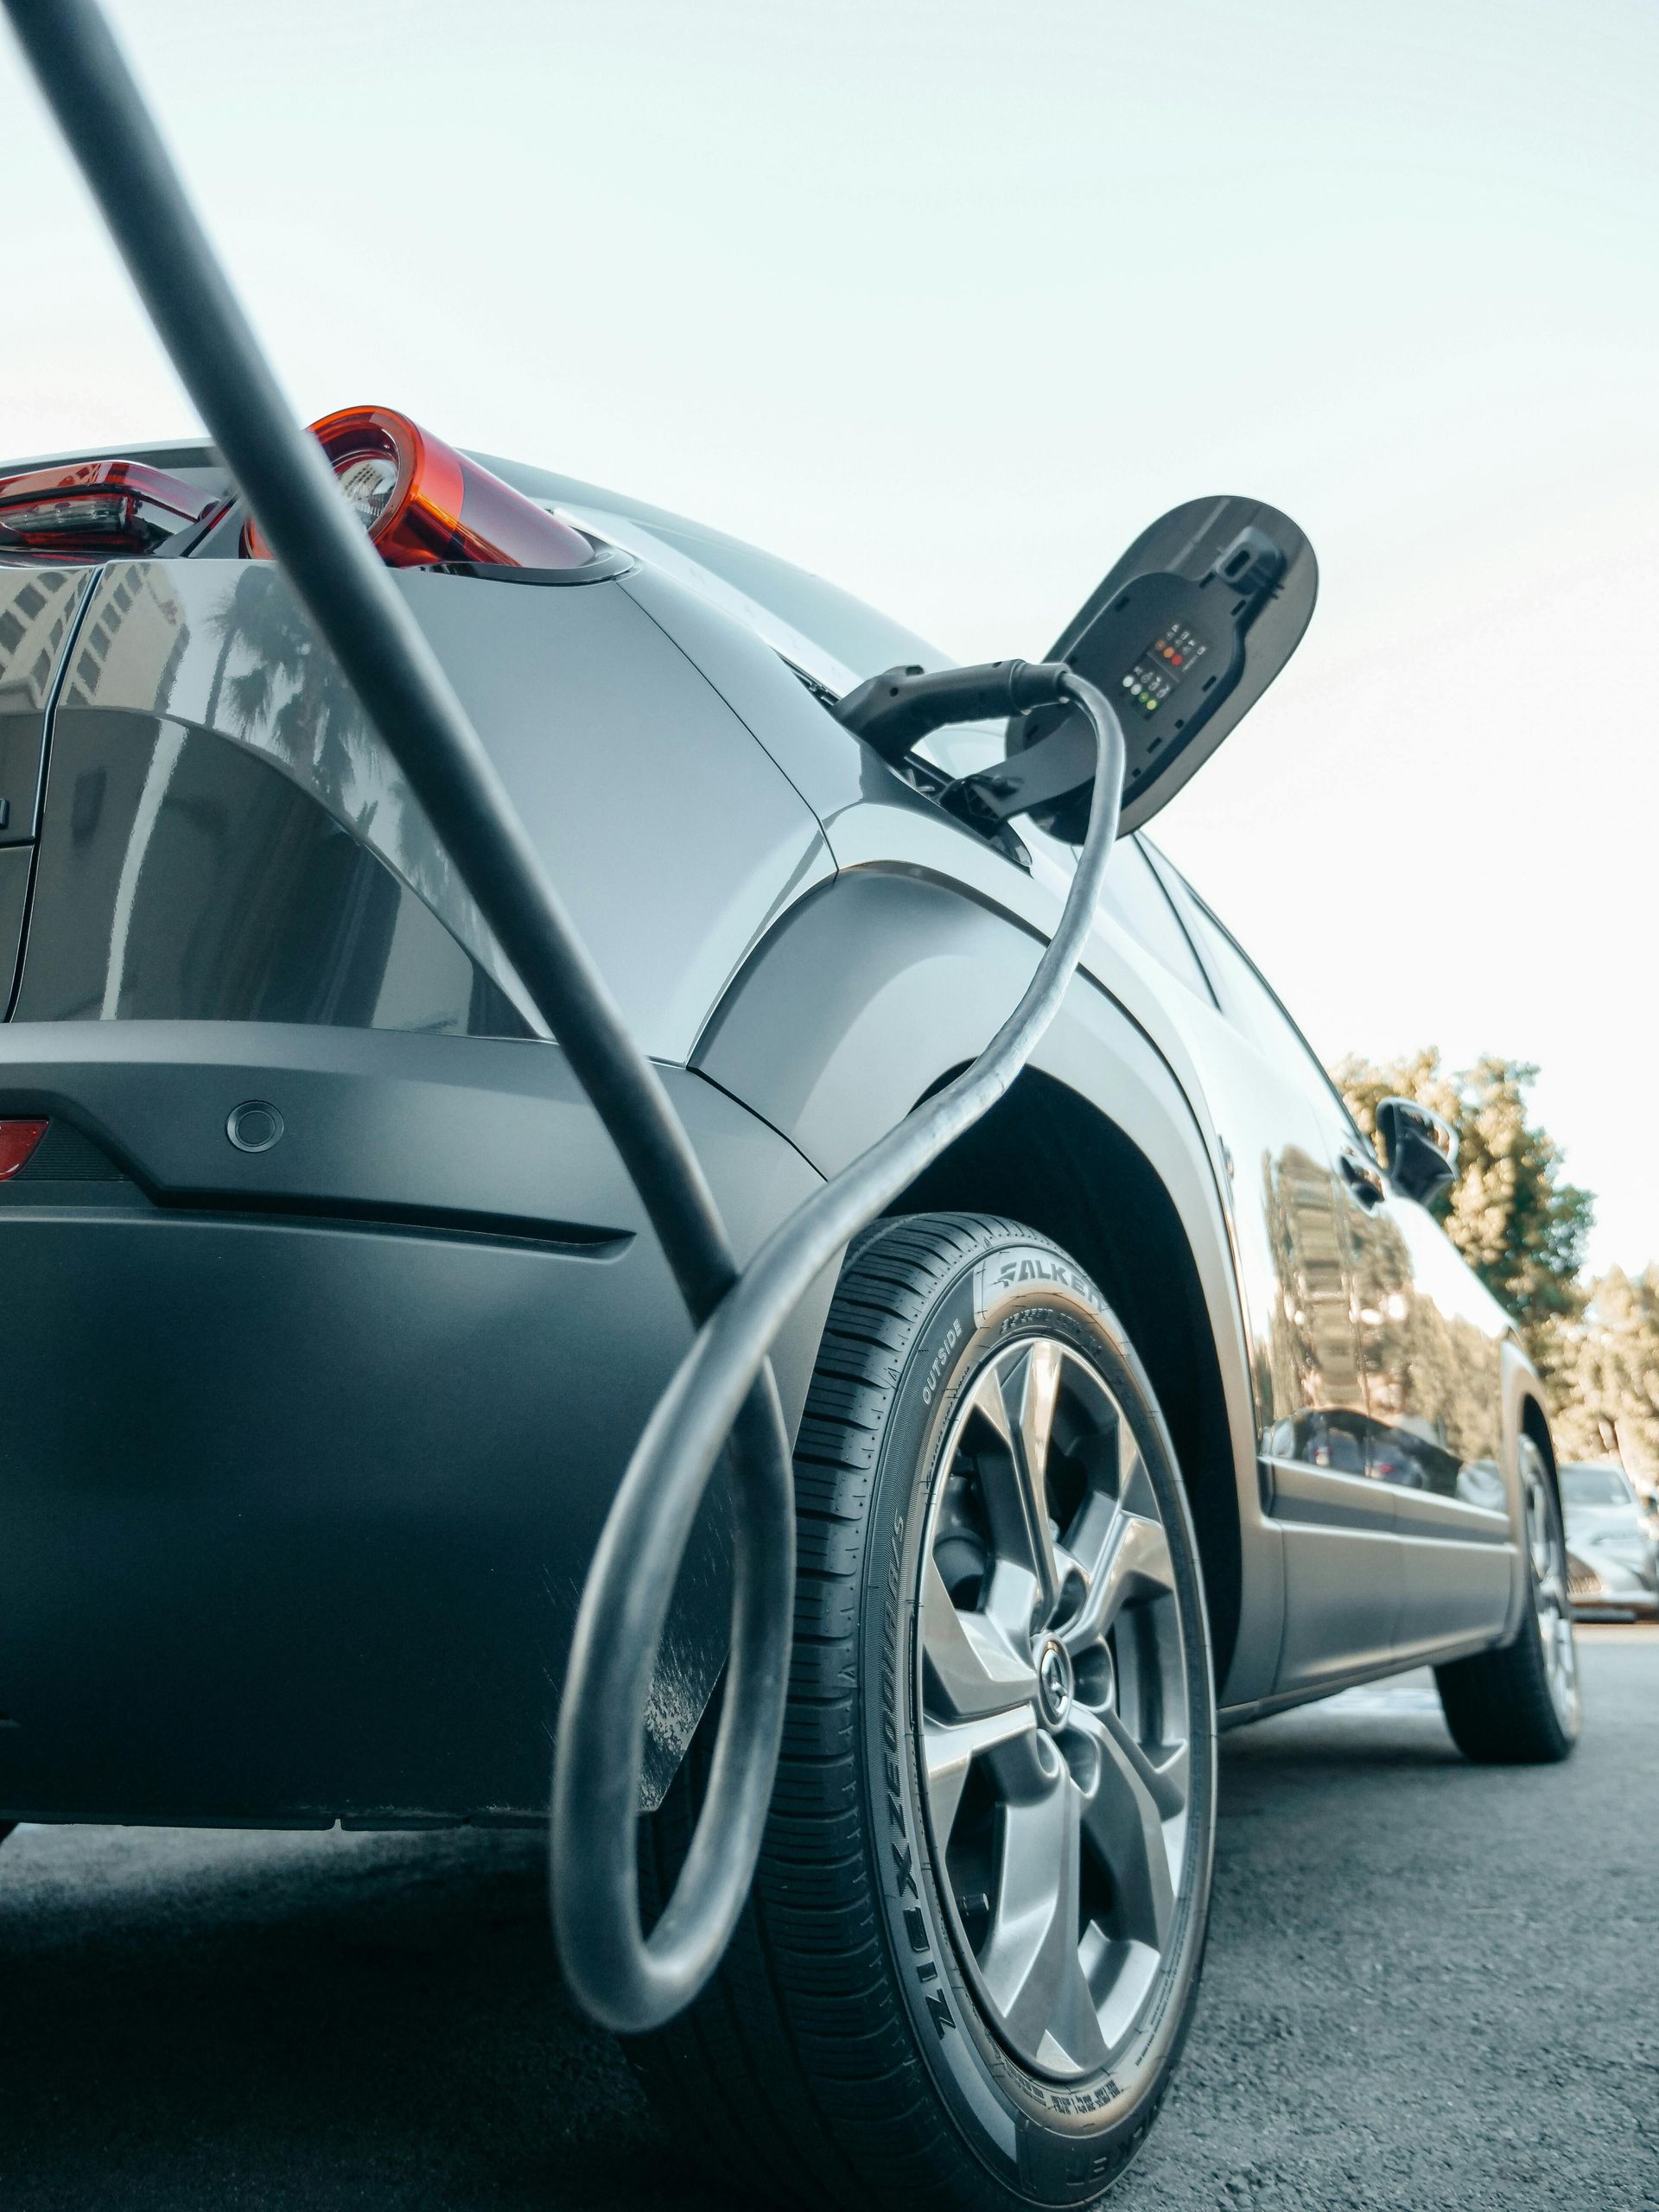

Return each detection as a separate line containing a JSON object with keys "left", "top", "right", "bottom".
{"left": 426, "top": 550, "right": 635, "bottom": 586}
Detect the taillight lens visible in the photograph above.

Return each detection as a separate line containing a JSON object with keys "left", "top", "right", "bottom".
{"left": 243, "top": 404, "right": 592, "bottom": 571}
{"left": 0, "top": 1119, "right": 48, "bottom": 1179}
{"left": 0, "top": 460, "right": 214, "bottom": 557}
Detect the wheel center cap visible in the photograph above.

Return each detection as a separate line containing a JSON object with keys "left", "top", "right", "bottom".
{"left": 1037, "top": 1637, "right": 1073, "bottom": 1728}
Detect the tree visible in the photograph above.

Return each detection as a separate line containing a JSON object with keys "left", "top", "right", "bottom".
{"left": 1330, "top": 1048, "right": 1594, "bottom": 1384}
{"left": 1551, "top": 1266, "right": 1659, "bottom": 1486}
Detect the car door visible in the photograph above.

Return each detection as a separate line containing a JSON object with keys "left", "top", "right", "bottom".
{"left": 1141, "top": 856, "right": 1403, "bottom": 1693}
{"left": 1340, "top": 1162, "right": 1516, "bottom": 1655}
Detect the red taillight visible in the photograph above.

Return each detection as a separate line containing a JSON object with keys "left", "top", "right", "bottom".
{"left": 0, "top": 460, "right": 214, "bottom": 557}
{"left": 0, "top": 1119, "right": 48, "bottom": 1179}
{"left": 243, "top": 405, "right": 592, "bottom": 571}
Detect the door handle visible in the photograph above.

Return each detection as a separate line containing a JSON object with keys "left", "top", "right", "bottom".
{"left": 1339, "top": 1150, "right": 1387, "bottom": 1208}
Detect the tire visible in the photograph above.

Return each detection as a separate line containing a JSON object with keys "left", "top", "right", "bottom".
{"left": 634, "top": 1212, "right": 1217, "bottom": 2212}
{"left": 1436, "top": 1433, "right": 1580, "bottom": 1764}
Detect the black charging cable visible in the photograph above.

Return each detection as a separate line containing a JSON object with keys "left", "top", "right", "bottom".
{"left": 553, "top": 663, "right": 1123, "bottom": 2027}
{"left": 4, "top": 0, "right": 1127, "bottom": 2037}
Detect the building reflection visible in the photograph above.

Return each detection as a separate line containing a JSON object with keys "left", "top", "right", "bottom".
{"left": 54, "top": 560, "right": 525, "bottom": 1022}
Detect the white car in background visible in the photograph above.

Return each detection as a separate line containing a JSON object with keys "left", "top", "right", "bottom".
{"left": 1561, "top": 1463, "right": 1659, "bottom": 1619}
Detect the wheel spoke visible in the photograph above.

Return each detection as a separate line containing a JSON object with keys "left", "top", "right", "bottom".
{"left": 924, "top": 1705, "right": 1041, "bottom": 1842}
{"left": 1061, "top": 1507, "right": 1174, "bottom": 1656}
{"left": 971, "top": 1349, "right": 1065, "bottom": 1622}
{"left": 1116, "top": 1433, "right": 1152, "bottom": 1518}
{"left": 921, "top": 1559, "right": 1037, "bottom": 1721}
{"left": 1078, "top": 1710, "right": 1178, "bottom": 1950}
{"left": 1046, "top": 1942, "right": 1113, "bottom": 2075}
{"left": 1096, "top": 1707, "right": 1189, "bottom": 1820}
{"left": 977, "top": 1772, "right": 1101, "bottom": 2066}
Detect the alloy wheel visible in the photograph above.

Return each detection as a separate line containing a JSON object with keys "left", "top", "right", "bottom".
{"left": 918, "top": 1335, "right": 1193, "bottom": 2080}
{"left": 1521, "top": 1436, "right": 1579, "bottom": 1732}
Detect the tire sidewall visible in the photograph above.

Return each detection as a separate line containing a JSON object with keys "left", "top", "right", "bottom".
{"left": 1522, "top": 1452, "right": 1580, "bottom": 1749}
{"left": 853, "top": 1222, "right": 1216, "bottom": 2204}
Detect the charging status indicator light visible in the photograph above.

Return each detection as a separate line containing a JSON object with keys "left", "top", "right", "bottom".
{"left": 1121, "top": 623, "right": 1207, "bottom": 717}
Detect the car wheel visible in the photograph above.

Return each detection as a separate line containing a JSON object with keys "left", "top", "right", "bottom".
{"left": 634, "top": 1212, "right": 1216, "bottom": 2212}
{"left": 1435, "top": 1433, "right": 1580, "bottom": 1764}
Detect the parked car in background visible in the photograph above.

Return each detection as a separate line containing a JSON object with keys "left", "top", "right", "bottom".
{"left": 1561, "top": 1463, "right": 1659, "bottom": 1619}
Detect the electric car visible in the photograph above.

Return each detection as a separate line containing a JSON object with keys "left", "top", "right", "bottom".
{"left": 0, "top": 420, "right": 1579, "bottom": 2212}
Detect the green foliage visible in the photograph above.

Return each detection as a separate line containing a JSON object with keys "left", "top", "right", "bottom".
{"left": 1331, "top": 1047, "right": 1657, "bottom": 1484}
{"left": 1551, "top": 1266, "right": 1659, "bottom": 1484}
{"left": 1331, "top": 1048, "right": 1594, "bottom": 1381}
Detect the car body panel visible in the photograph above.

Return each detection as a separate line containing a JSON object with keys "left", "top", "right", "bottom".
{"left": 35, "top": 558, "right": 833, "bottom": 1058}
{"left": 0, "top": 1021, "right": 830, "bottom": 1823}
{"left": 618, "top": 562, "right": 874, "bottom": 823}
{"left": 1141, "top": 864, "right": 1520, "bottom": 1688}
{"left": 15, "top": 703, "right": 531, "bottom": 1038}
{"left": 0, "top": 565, "right": 94, "bottom": 851}
{"left": 691, "top": 842, "right": 1281, "bottom": 1708}
{"left": 1, "top": 564, "right": 96, "bottom": 1007}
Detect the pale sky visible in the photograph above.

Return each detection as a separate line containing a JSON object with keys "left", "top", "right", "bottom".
{"left": 3, "top": 1, "right": 1655, "bottom": 1272}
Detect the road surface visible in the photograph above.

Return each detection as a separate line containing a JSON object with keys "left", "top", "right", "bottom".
{"left": 2, "top": 1628, "right": 1654, "bottom": 2210}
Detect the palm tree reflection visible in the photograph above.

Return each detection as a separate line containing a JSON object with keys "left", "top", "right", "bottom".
{"left": 204, "top": 564, "right": 483, "bottom": 958}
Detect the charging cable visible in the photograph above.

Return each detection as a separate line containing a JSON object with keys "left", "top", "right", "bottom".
{"left": 554, "top": 663, "right": 1122, "bottom": 2028}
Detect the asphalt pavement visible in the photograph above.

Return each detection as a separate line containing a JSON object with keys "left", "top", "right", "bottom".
{"left": 2, "top": 1628, "right": 1655, "bottom": 2212}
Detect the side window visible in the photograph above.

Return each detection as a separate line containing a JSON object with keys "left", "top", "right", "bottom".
{"left": 1097, "top": 836, "right": 1216, "bottom": 1001}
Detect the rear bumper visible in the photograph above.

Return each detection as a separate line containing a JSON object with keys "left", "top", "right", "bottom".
{"left": 0, "top": 1022, "right": 827, "bottom": 1827}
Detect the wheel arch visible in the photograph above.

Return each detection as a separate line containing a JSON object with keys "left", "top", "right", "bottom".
{"left": 691, "top": 862, "right": 1275, "bottom": 1701}
{"left": 1519, "top": 1391, "right": 1560, "bottom": 1490}
{"left": 893, "top": 1065, "right": 1246, "bottom": 1688}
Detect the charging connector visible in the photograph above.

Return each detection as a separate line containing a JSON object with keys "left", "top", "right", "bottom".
{"left": 834, "top": 658, "right": 1071, "bottom": 763}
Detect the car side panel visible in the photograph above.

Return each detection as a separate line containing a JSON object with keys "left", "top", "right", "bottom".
{"left": 1351, "top": 1189, "right": 1516, "bottom": 1654}
{"left": 0, "top": 565, "right": 93, "bottom": 850}
{"left": 1, "top": 565, "right": 96, "bottom": 1007}
{"left": 1147, "top": 855, "right": 1532, "bottom": 1686}
{"left": 42, "top": 559, "right": 833, "bottom": 1059}
{"left": 691, "top": 861, "right": 1286, "bottom": 1709}
{"left": 619, "top": 564, "right": 874, "bottom": 823}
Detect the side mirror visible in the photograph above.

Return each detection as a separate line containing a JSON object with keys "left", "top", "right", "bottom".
{"left": 984, "top": 495, "right": 1318, "bottom": 840}
{"left": 1376, "top": 1096, "right": 1458, "bottom": 1206}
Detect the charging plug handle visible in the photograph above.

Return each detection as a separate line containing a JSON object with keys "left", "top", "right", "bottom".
{"left": 834, "top": 658, "right": 1071, "bottom": 763}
